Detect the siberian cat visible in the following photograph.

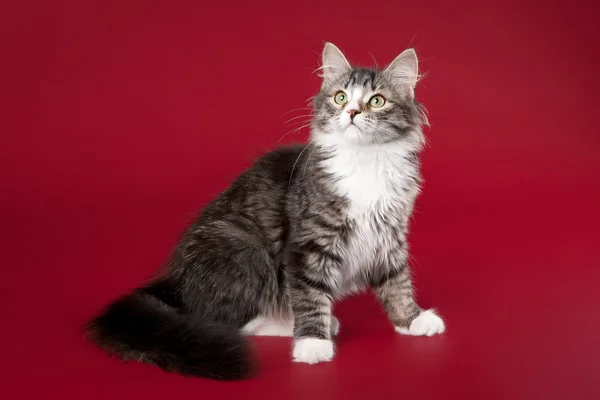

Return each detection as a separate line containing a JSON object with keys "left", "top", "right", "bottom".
{"left": 86, "top": 42, "right": 445, "bottom": 380}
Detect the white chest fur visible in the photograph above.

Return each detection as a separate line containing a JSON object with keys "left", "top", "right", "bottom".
{"left": 315, "top": 135, "right": 420, "bottom": 296}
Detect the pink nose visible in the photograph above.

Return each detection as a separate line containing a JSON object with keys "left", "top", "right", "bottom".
{"left": 347, "top": 108, "right": 361, "bottom": 116}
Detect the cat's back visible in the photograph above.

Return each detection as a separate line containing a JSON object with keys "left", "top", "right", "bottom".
{"left": 251, "top": 144, "right": 307, "bottom": 184}
{"left": 199, "top": 144, "right": 306, "bottom": 222}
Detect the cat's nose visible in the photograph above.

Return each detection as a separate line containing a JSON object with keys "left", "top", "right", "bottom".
{"left": 347, "top": 109, "right": 362, "bottom": 120}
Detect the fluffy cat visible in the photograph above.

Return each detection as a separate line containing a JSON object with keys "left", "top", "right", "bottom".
{"left": 86, "top": 42, "right": 445, "bottom": 380}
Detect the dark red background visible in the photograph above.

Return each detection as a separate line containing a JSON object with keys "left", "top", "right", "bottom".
{"left": 2, "top": 0, "right": 599, "bottom": 399}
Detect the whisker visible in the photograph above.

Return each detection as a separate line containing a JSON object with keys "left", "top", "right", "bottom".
{"left": 361, "top": 120, "right": 426, "bottom": 148}
{"left": 418, "top": 103, "right": 431, "bottom": 127}
{"left": 289, "top": 123, "right": 312, "bottom": 135}
{"left": 277, "top": 122, "right": 312, "bottom": 144}
{"left": 313, "top": 64, "right": 344, "bottom": 77}
{"left": 406, "top": 29, "right": 420, "bottom": 49}
{"left": 284, "top": 114, "right": 314, "bottom": 125}
{"left": 285, "top": 120, "right": 312, "bottom": 129}
{"left": 277, "top": 107, "right": 313, "bottom": 120}
{"left": 289, "top": 144, "right": 311, "bottom": 186}
{"left": 366, "top": 51, "right": 379, "bottom": 69}
{"left": 302, "top": 145, "right": 319, "bottom": 177}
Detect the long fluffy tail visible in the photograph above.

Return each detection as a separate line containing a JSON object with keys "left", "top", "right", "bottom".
{"left": 85, "top": 282, "right": 254, "bottom": 380}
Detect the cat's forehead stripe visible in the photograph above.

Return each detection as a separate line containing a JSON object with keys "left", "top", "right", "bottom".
{"left": 345, "top": 69, "right": 377, "bottom": 91}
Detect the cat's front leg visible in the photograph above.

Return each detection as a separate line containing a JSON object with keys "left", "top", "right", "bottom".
{"left": 287, "top": 250, "right": 337, "bottom": 364}
{"left": 371, "top": 263, "right": 445, "bottom": 336}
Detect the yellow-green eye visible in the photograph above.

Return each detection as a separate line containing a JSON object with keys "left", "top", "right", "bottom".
{"left": 369, "top": 95, "right": 386, "bottom": 108}
{"left": 334, "top": 91, "right": 348, "bottom": 105}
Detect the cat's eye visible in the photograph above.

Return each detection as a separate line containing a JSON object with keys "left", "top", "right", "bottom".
{"left": 369, "top": 95, "right": 386, "bottom": 108}
{"left": 334, "top": 91, "right": 348, "bottom": 105}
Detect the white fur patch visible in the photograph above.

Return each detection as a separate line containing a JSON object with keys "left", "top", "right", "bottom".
{"left": 242, "top": 316, "right": 341, "bottom": 337}
{"left": 315, "top": 135, "right": 418, "bottom": 214}
{"left": 395, "top": 309, "right": 445, "bottom": 336}
{"left": 293, "top": 338, "right": 334, "bottom": 364}
{"left": 313, "top": 134, "right": 420, "bottom": 297}
{"left": 340, "top": 88, "right": 364, "bottom": 124}
{"left": 241, "top": 316, "right": 294, "bottom": 337}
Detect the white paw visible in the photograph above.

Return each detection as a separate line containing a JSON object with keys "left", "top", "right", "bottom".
{"left": 330, "top": 316, "right": 340, "bottom": 336}
{"left": 395, "top": 309, "right": 446, "bottom": 336}
{"left": 293, "top": 338, "right": 334, "bottom": 364}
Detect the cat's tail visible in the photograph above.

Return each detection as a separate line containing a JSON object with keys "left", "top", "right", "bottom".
{"left": 84, "top": 281, "right": 255, "bottom": 380}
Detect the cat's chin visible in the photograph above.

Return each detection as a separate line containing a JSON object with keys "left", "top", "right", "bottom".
{"left": 338, "top": 125, "right": 374, "bottom": 146}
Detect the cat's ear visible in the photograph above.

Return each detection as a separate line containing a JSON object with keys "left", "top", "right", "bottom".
{"left": 321, "top": 42, "right": 351, "bottom": 86}
{"left": 384, "top": 48, "right": 420, "bottom": 98}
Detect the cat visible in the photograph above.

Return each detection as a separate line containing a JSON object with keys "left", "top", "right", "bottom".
{"left": 85, "top": 42, "right": 445, "bottom": 380}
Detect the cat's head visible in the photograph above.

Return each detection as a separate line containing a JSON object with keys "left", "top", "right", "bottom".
{"left": 311, "top": 42, "right": 426, "bottom": 148}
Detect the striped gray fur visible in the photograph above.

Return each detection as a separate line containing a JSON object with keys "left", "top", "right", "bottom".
{"left": 86, "top": 42, "right": 444, "bottom": 380}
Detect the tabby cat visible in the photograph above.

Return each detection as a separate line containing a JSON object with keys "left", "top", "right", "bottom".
{"left": 86, "top": 42, "right": 445, "bottom": 380}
